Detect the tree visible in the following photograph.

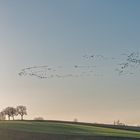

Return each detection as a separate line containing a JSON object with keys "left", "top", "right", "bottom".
{"left": 16, "top": 106, "right": 27, "bottom": 120}
{"left": 4, "top": 107, "right": 11, "bottom": 120}
{"left": 3, "top": 107, "right": 17, "bottom": 120}
{"left": 73, "top": 118, "right": 78, "bottom": 123}
{"left": 10, "top": 107, "right": 17, "bottom": 120}
{"left": 0, "top": 111, "right": 6, "bottom": 120}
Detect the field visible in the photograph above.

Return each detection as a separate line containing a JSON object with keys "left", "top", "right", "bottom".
{"left": 0, "top": 120, "right": 140, "bottom": 140}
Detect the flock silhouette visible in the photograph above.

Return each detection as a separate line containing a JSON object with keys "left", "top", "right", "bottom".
{"left": 116, "top": 52, "right": 140, "bottom": 75}
{"left": 83, "top": 54, "right": 116, "bottom": 61}
{"left": 19, "top": 52, "right": 140, "bottom": 79}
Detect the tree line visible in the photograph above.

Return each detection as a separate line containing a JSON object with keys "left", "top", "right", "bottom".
{"left": 0, "top": 106, "right": 27, "bottom": 120}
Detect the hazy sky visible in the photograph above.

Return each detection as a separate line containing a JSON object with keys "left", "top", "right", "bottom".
{"left": 1, "top": 0, "right": 140, "bottom": 125}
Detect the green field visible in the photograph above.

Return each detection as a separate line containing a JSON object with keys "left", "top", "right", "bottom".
{"left": 0, "top": 121, "right": 140, "bottom": 140}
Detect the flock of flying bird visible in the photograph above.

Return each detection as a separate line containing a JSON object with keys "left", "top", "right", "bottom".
{"left": 19, "top": 52, "right": 140, "bottom": 79}
{"left": 116, "top": 52, "right": 140, "bottom": 75}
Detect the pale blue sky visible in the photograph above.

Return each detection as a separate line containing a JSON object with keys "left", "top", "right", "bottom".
{"left": 0, "top": 0, "right": 140, "bottom": 125}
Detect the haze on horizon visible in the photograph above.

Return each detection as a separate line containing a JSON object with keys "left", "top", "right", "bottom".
{"left": 0, "top": 0, "right": 140, "bottom": 125}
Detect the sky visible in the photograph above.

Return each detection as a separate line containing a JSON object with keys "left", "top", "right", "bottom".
{"left": 0, "top": 0, "right": 140, "bottom": 125}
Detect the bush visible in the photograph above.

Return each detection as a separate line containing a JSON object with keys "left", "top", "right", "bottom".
{"left": 34, "top": 117, "right": 44, "bottom": 120}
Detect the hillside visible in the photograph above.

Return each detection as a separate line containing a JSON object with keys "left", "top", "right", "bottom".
{"left": 0, "top": 121, "right": 140, "bottom": 140}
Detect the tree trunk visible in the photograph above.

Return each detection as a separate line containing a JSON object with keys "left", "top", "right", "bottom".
{"left": 8, "top": 116, "right": 10, "bottom": 120}
{"left": 21, "top": 115, "right": 23, "bottom": 120}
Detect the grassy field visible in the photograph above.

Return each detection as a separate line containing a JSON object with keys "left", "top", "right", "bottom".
{"left": 0, "top": 120, "right": 140, "bottom": 140}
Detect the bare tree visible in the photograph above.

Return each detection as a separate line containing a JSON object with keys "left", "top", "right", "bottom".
{"left": 3, "top": 107, "right": 17, "bottom": 120}
{"left": 73, "top": 118, "right": 78, "bottom": 123}
{"left": 10, "top": 107, "right": 17, "bottom": 120}
{"left": 16, "top": 106, "right": 27, "bottom": 120}
{"left": 4, "top": 107, "right": 11, "bottom": 120}
{"left": 0, "top": 111, "right": 6, "bottom": 120}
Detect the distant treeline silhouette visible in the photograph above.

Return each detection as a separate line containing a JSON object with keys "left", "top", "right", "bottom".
{"left": 0, "top": 106, "right": 27, "bottom": 120}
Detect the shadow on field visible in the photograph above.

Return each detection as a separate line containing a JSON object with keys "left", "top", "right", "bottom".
{"left": 0, "top": 128, "right": 139, "bottom": 140}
